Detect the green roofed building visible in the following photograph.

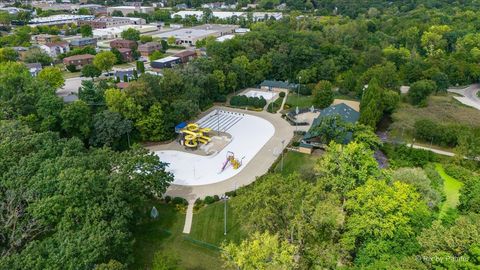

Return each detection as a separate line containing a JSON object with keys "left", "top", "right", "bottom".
{"left": 260, "top": 80, "right": 297, "bottom": 91}
{"left": 303, "top": 103, "right": 360, "bottom": 145}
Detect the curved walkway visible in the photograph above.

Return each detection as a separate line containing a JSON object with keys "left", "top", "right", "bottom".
{"left": 448, "top": 84, "right": 480, "bottom": 110}
{"left": 156, "top": 106, "right": 294, "bottom": 233}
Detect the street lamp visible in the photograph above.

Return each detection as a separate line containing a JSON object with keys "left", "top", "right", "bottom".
{"left": 221, "top": 194, "right": 229, "bottom": 236}
{"left": 281, "top": 140, "right": 285, "bottom": 172}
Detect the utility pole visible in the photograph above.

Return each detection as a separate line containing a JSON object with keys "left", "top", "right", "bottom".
{"left": 222, "top": 194, "right": 229, "bottom": 236}
{"left": 281, "top": 140, "right": 285, "bottom": 172}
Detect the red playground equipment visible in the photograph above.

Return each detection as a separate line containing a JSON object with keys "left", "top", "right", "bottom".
{"left": 220, "top": 151, "right": 244, "bottom": 172}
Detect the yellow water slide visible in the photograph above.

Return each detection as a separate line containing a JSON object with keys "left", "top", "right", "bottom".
{"left": 181, "top": 123, "right": 212, "bottom": 148}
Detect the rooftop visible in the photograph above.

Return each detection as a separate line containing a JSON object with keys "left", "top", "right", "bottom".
{"left": 63, "top": 54, "right": 94, "bottom": 61}
{"left": 153, "top": 56, "right": 180, "bottom": 63}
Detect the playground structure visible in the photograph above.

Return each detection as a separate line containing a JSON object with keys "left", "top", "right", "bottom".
{"left": 220, "top": 151, "right": 244, "bottom": 173}
{"left": 180, "top": 123, "right": 212, "bottom": 148}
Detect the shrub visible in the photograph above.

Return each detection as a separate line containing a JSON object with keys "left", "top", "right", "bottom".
{"left": 443, "top": 164, "right": 474, "bottom": 182}
{"left": 225, "top": 190, "right": 237, "bottom": 197}
{"left": 230, "top": 95, "right": 266, "bottom": 108}
{"left": 172, "top": 197, "right": 188, "bottom": 206}
{"left": 382, "top": 143, "right": 437, "bottom": 168}
{"left": 66, "top": 64, "right": 77, "bottom": 73}
{"left": 204, "top": 196, "right": 215, "bottom": 204}
{"left": 414, "top": 119, "right": 460, "bottom": 147}
{"left": 213, "top": 195, "right": 220, "bottom": 201}
{"left": 194, "top": 198, "right": 204, "bottom": 210}
{"left": 164, "top": 195, "right": 172, "bottom": 204}
{"left": 279, "top": 92, "right": 286, "bottom": 98}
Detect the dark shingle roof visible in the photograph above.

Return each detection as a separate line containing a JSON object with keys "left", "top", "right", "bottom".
{"left": 260, "top": 80, "right": 296, "bottom": 89}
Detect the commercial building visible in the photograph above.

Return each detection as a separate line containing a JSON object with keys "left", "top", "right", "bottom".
{"left": 78, "top": 16, "right": 146, "bottom": 29}
{"left": 138, "top": 42, "right": 162, "bottom": 57}
{"left": 171, "top": 11, "right": 283, "bottom": 21}
{"left": 154, "top": 24, "right": 238, "bottom": 46}
{"left": 40, "top": 41, "right": 70, "bottom": 57}
{"left": 106, "top": 6, "right": 154, "bottom": 16}
{"left": 29, "top": 15, "right": 95, "bottom": 26}
{"left": 63, "top": 54, "right": 94, "bottom": 70}
{"left": 174, "top": 50, "right": 197, "bottom": 63}
{"left": 69, "top": 37, "right": 97, "bottom": 48}
{"left": 110, "top": 39, "right": 137, "bottom": 50}
{"left": 151, "top": 56, "right": 181, "bottom": 69}
{"left": 93, "top": 24, "right": 158, "bottom": 40}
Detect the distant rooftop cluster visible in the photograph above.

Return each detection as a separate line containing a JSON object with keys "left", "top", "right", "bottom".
{"left": 172, "top": 11, "right": 283, "bottom": 21}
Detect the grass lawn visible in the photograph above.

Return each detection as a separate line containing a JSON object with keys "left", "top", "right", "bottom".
{"left": 389, "top": 94, "right": 480, "bottom": 144}
{"left": 266, "top": 96, "right": 284, "bottom": 113}
{"left": 190, "top": 198, "right": 245, "bottom": 247}
{"left": 286, "top": 94, "right": 313, "bottom": 109}
{"left": 131, "top": 201, "right": 223, "bottom": 270}
{"left": 435, "top": 163, "right": 463, "bottom": 218}
{"left": 274, "top": 150, "right": 321, "bottom": 175}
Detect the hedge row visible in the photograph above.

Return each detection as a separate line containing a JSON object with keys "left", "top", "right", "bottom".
{"left": 414, "top": 119, "right": 462, "bottom": 147}
{"left": 230, "top": 95, "right": 267, "bottom": 108}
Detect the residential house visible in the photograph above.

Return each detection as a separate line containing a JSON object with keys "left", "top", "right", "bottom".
{"left": 63, "top": 54, "right": 94, "bottom": 69}
{"left": 31, "top": 34, "right": 58, "bottom": 45}
{"left": 115, "top": 69, "right": 134, "bottom": 82}
{"left": 174, "top": 50, "right": 197, "bottom": 64}
{"left": 110, "top": 39, "right": 137, "bottom": 50}
{"left": 25, "top": 63, "right": 43, "bottom": 77}
{"left": 117, "top": 48, "right": 134, "bottom": 62}
{"left": 70, "top": 37, "right": 97, "bottom": 48}
{"left": 138, "top": 42, "right": 162, "bottom": 57}
{"left": 40, "top": 41, "right": 70, "bottom": 57}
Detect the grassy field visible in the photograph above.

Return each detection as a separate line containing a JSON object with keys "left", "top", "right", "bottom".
{"left": 389, "top": 94, "right": 480, "bottom": 142}
{"left": 274, "top": 150, "right": 321, "bottom": 175}
{"left": 131, "top": 202, "right": 223, "bottom": 270}
{"left": 285, "top": 94, "right": 313, "bottom": 109}
{"left": 190, "top": 199, "right": 245, "bottom": 247}
{"left": 435, "top": 163, "right": 463, "bottom": 218}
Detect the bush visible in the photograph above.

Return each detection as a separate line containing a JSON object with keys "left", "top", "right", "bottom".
{"left": 230, "top": 95, "right": 266, "bottom": 108}
{"left": 225, "top": 190, "right": 237, "bottom": 197}
{"left": 298, "top": 84, "right": 312, "bottom": 95}
{"left": 443, "top": 164, "right": 474, "bottom": 182}
{"left": 204, "top": 196, "right": 215, "bottom": 204}
{"left": 382, "top": 143, "right": 437, "bottom": 168}
{"left": 66, "top": 64, "right": 77, "bottom": 73}
{"left": 279, "top": 92, "right": 286, "bottom": 98}
{"left": 414, "top": 119, "right": 460, "bottom": 147}
{"left": 164, "top": 195, "right": 172, "bottom": 204}
{"left": 194, "top": 198, "right": 204, "bottom": 210}
{"left": 171, "top": 197, "right": 188, "bottom": 206}
{"left": 213, "top": 195, "right": 220, "bottom": 201}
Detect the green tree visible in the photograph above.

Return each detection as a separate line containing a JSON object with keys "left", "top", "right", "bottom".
{"left": 149, "top": 50, "right": 164, "bottom": 61}
{"left": 81, "top": 64, "right": 102, "bottom": 80}
{"left": 90, "top": 110, "right": 132, "bottom": 148}
{"left": 342, "top": 179, "right": 430, "bottom": 262}
{"left": 221, "top": 231, "right": 298, "bottom": 270}
{"left": 312, "top": 80, "right": 334, "bottom": 109}
{"left": 408, "top": 80, "right": 437, "bottom": 105}
{"left": 60, "top": 100, "right": 91, "bottom": 139}
{"left": 136, "top": 60, "right": 145, "bottom": 73}
{"left": 359, "top": 79, "right": 383, "bottom": 128}
{"left": 24, "top": 47, "right": 52, "bottom": 66}
{"left": 93, "top": 51, "right": 117, "bottom": 72}
{"left": 121, "top": 28, "right": 141, "bottom": 41}
{"left": 316, "top": 142, "right": 380, "bottom": 199}
{"left": 80, "top": 24, "right": 93, "bottom": 37}
{"left": 152, "top": 252, "right": 180, "bottom": 270}
{"left": 0, "top": 47, "right": 18, "bottom": 62}
{"left": 37, "top": 66, "right": 65, "bottom": 89}
{"left": 105, "top": 88, "right": 143, "bottom": 120}
{"left": 135, "top": 103, "right": 169, "bottom": 141}
{"left": 35, "top": 93, "right": 64, "bottom": 131}
{"left": 140, "top": 35, "right": 153, "bottom": 43}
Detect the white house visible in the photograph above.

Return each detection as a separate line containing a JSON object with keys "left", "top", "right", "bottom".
{"left": 40, "top": 41, "right": 70, "bottom": 57}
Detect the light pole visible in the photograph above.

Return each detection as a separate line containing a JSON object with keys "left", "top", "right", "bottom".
{"left": 281, "top": 140, "right": 285, "bottom": 172}
{"left": 296, "top": 76, "right": 301, "bottom": 132}
{"left": 221, "top": 194, "right": 229, "bottom": 236}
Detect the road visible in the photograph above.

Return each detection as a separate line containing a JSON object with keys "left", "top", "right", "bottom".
{"left": 448, "top": 83, "right": 480, "bottom": 110}
{"left": 57, "top": 76, "right": 86, "bottom": 97}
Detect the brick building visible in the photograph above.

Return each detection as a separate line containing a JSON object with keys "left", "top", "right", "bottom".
{"left": 110, "top": 39, "right": 137, "bottom": 50}
{"left": 63, "top": 54, "right": 94, "bottom": 70}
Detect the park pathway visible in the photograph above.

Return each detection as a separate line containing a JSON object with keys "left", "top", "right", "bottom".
{"left": 406, "top": 143, "right": 455, "bottom": 157}
{"left": 182, "top": 200, "right": 195, "bottom": 234}
{"left": 447, "top": 84, "right": 480, "bottom": 110}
